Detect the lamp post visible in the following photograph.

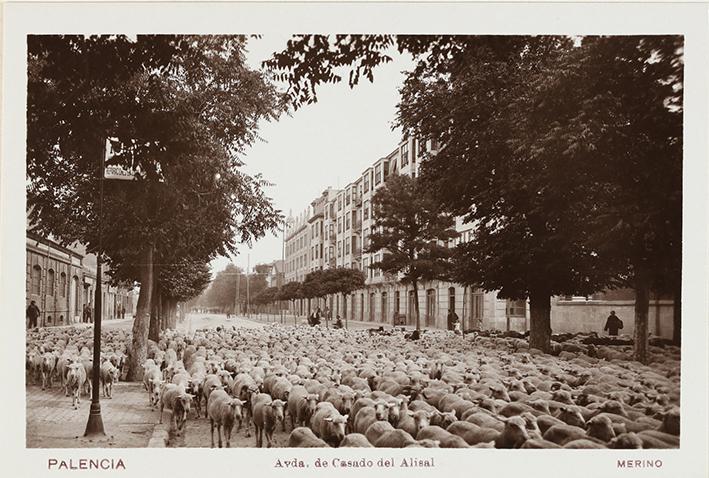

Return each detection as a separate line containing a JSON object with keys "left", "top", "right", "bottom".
{"left": 84, "top": 138, "right": 107, "bottom": 438}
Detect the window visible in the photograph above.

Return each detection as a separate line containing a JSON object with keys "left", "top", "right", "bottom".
{"left": 381, "top": 292, "right": 388, "bottom": 323}
{"left": 47, "top": 269, "right": 55, "bottom": 296}
{"left": 345, "top": 238, "right": 350, "bottom": 255}
{"left": 383, "top": 160, "right": 389, "bottom": 181}
{"left": 346, "top": 216, "right": 351, "bottom": 230}
{"left": 338, "top": 218, "right": 342, "bottom": 233}
{"left": 363, "top": 200, "right": 370, "bottom": 219}
{"left": 506, "top": 299, "right": 526, "bottom": 317}
{"left": 395, "top": 291, "right": 400, "bottom": 313}
{"left": 346, "top": 189, "right": 351, "bottom": 206}
{"left": 338, "top": 196, "right": 343, "bottom": 211}
{"left": 363, "top": 174, "right": 370, "bottom": 192}
{"left": 426, "top": 289, "right": 436, "bottom": 326}
{"left": 31, "top": 265, "right": 41, "bottom": 295}
{"left": 369, "top": 293, "right": 376, "bottom": 321}
{"left": 375, "top": 164, "right": 382, "bottom": 185}
{"left": 412, "top": 140, "right": 417, "bottom": 163}
{"left": 401, "top": 142, "right": 409, "bottom": 166}
{"left": 418, "top": 138, "right": 426, "bottom": 156}
{"left": 448, "top": 287, "right": 456, "bottom": 312}
{"left": 60, "top": 272, "right": 67, "bottom": 297}
{"left": 337, "top": 241, "right": 342, "bottom": 257}
{"left": 363, "top": 257, "right": 369, "bottom": 274}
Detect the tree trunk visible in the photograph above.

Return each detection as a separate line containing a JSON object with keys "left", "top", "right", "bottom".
{"left": 412, "top": 280, "right": 421, "bottom": 332}
{"left": 672, "top": 278, "right": 681, "bottom": 345}
{"left": 528, "top": 290, "right": 551, "bottom": 353}
{"left": 634, "top": 273, "right": 651, "bottom": 364}
{"left": 126, "top": 244, "right": 154, "bottom": 381}
{"left": 149, "top": 279, "right": 161, "bottom": 342}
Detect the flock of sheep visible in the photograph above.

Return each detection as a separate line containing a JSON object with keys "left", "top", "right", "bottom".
{"left": 26, "top": 322, "right": 680, "bottom": 449}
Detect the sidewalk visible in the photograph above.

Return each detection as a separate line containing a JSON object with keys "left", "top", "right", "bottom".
{"left": 26, "top": 382, "right": 159, "bottom": 448}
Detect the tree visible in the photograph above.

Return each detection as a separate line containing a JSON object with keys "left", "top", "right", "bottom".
{"left": 327, "top": 268, "right": 366, "bottom": 328}
{"left": 366, "top": 174, "right": 457, "bottom": 332}
{"left": 28, "top": 35, "right": 284, "bottom": 380}
{"left": 278, "top": 281, "right": 304, "bottom": 314}
{"left": 252, "top": 286, "right": 280, "bottom": 306}
{"left": 558, "top": 37, "right": 683, "bottom": 360}
{"left": 301, "top": 270, "right": 322, "bottom": 314}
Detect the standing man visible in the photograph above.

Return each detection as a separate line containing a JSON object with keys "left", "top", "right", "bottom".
{"left": 447, "top": 308, "right": 459, "bottom": 331}
{"left": 603, "top": 310, "right": 624, "bottom": 336}
{"left": 26, "top": 300, "right": 40, "bottom": 329}
{"left": 83, "top": 304, "right": 91, "bottom": 323}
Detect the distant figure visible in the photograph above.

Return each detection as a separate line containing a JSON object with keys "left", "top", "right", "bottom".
{"left": 120, "top": 304, "right": 125, "bottom": 319}
{"left": 603, "top": 310, "right": 624, "bottom": 336}
{"left": 26, "top": 300, "right": 40, "bottom": 329}
{"left": 334, "top": 315, "right": 343, "bottom": 329}
{"left": 447, "top": 308, "right": 459, "bottom": 331}
{"left": 83, "top": 304, "right": 92, "bottom": 324}
{"left": 323, "top": 306, "right": 331, "bottom": 321}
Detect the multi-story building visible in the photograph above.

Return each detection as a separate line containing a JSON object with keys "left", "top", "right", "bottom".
{"left": 26, "top": 231, "right": 134, "bottom": 327}
{"left": 281, "top": 136, "right": 675, "bottom": 338}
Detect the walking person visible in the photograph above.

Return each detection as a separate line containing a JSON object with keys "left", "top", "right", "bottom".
{"left": 26, "top": 300, "right": 40, "bottom": 329}
{"left": 603, "top": 310, "right": 624, "bottom": 336}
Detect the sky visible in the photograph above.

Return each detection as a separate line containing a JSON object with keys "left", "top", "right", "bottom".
{"left": 209, "top": 35, "right": 414, "bottom": 276}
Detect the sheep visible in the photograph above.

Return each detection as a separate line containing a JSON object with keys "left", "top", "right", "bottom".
{"left": 66, "top": 362, "right": 86, "bottom": 409}
{"left": 287, "top": 385, "right": 319, "bottom": 430}
{"left": 100, "top": 360, "right": 120, "bottom": 399}
{"left": 340, "top": 433, "right": 373, "bottom": 447}
{"left": 311, "top": 402, "right": 348, "bottom": 447}
{"left": 252, "top": 393, "right": 285, "bottom": 448}
{"left": 207, "top": 389, "right": 244, "bottom": 448}
{"left": 447, "top": 421, "right": 498, "bottom": 446}
{"left": 416, "top": 425, "right": 470, "bottom": 448}
{"left": 288, "top": 427, "right": 329, "bottom": 447}
{"left": 159, "top": 384, "right": 193, "bottom": 436}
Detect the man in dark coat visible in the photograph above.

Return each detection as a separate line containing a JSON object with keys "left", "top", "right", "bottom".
{"left": 603, "top": 310, "right": 624, "bottom": 336}
{"left": 447, "top": 308, "right": 459, "bottom": 331}
{"left": 26, "top": 301, "right": 40, "bottom": 329}
{"left": 83, "top": 304, "right": 92, "bottom": 323}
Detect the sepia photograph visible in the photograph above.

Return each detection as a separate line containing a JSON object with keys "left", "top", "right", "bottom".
{"left": 2, "top": 2, "right": 708, "bottom": 478}
{"left": 24, "top": 31, "right": 683, "bottom": 450}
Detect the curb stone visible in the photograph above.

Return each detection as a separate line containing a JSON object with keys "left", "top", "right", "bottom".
{"left": 148, "top": 424, "right": 169, "bottom": 448}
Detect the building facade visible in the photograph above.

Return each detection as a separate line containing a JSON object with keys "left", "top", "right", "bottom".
{"left": 280, "top": 136, "right": 676, "bottom": 338}
{"left": 26, "top": 231, "right": 134, "bottom": 327}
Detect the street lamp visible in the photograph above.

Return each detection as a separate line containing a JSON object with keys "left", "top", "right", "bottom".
{"left": 84, "top": 138, "right": 108, "bottom": 438}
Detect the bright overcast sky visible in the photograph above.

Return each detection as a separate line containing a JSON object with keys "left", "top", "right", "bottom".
{"left": 210, "top": 35, "right": 414, "bottom": 275}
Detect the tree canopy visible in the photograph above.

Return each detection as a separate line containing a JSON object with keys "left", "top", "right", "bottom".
{"left": 28, "top": 35, "right": 285, "bottom": 378}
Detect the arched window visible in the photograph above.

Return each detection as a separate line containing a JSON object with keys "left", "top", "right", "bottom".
{"left": 60, "top": 272, "right": 67, "bottom": 297}
{"left": 448, "top": 287, "right": 456, "bottom": 312}
{"left": 47, "top": 269, "right": 55, "bottom": 296}
{"left": 31, "top": 265, "right": 42, "bottom": 295}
